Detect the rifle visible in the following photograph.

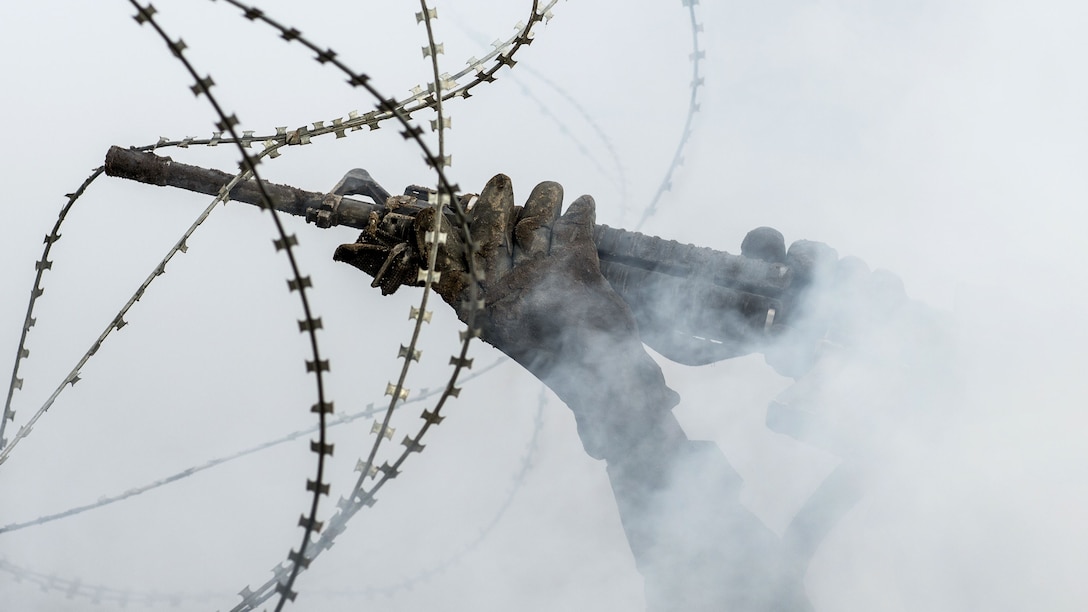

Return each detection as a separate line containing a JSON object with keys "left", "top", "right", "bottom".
{"left": 104, "top": 146, "right": 803, "bottom": 361}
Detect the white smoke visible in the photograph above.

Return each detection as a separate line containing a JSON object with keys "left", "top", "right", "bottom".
{"left": 0, "top": 1, "right": 1085, "bottom": 611}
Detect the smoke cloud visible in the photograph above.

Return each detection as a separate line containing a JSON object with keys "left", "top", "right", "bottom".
{"left": 0, "top": 1, "right": 1085, "bottom": 611}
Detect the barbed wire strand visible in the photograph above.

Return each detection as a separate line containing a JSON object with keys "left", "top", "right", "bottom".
{"left": 0, "top": 359, "right": 505, "bottom": 536}
{"left": 2, "top": 0, "right": 549, "bottom": 604}
{"left": 0, "top": 162, "right": 252, "bottom": 468}
{"left": 0, "top": 557, "right": 220, "bottom": 608}
{"left": 634, "top": 0, "right": 705, "bottom": 231}
{"left": 200, "top": 2, "right": 561, "bottom": 609}
{"left": 109, "top": 0, "right": 559, "bottom": 157}
{"left": 0, "top": 168, "right": 104, "bottom": 453}
{"left": 212, "top": 1, "right": 560, "bottom": 606}
{"left": 444, "top": 10, "right": 631, "bottom": 217}
{"left": 199, "top": 1, "right": 522, "bottom": 607}
{"left": 0, "top": 377, "right": 549, "bottom": 608}
{"left": 2, "top": 1, "right": 560, "bottom": 608}
{"left": 352, "top": 388, "right": 549, "bottom": 599}
{"left": 516, "top": 65, "right": 631, "bottom": 215}
{"left": 349, "top": 0, "right": 457, "bottom": 529}
{"left": 124, "top": 4, "right": 338, "bottom": 609}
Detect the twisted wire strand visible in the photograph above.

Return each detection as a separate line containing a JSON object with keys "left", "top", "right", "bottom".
{"left": 0, "top": 359, "right": 504, "bottom": 536}
{"left": 0, "top": 557, "right": 219, "bottom": 608}
{"left": 125, "top": 4, "right": 343, "bottom": 609}
{"left": 347, "top": 381, "right": 551, "bottom": 598}
{"left": 0, "top": 374, "right": 550, "bottom": 609}
{"left": 347, "top": 0, "right": 459, "bottom": 533}
{"left": 0, "top": 123, "right": 351, "bottom": 470}
{"left": 3, "top": 1, "right": 564, "bottom": 609}
{"left": 0, "top": 168, "right": 104, "bottom": 454}
{"left": 217, "top": 5, "right": 469, "bottom": 609}
{"left": 515, "top": 64, "right": 632, "bottom": 216}
{"left": 197, "top": 1, "right": 513, "bottom": 607}
{"left": 0, "top": 165, "right": 251, "bottom": 468}
{"left": 351, "top": 389, "right": 548, "bottom": 599}
{"left": 445, "top": 9, "right": 631, "bottom": 215}
{"left": 634, "top": 0, "right": 705, "bottom": 231}
{"left": 0, "top": 365, "right": 548, "bottom": 607}
{"left": 3, "top": 0, "right": 557, "bottom": 605}
{"left": 46, "top": 0, "right": 558, "bottom": 163}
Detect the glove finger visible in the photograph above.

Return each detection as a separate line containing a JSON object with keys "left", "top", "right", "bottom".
{"left": 514, "top": 181, "right": 563, "bottom": 263}
{"left": 551, "top": 194, "right": 597, "bottom": 249}
{"left": 470, "top": 174, "right": 516, "bottom": 280}
{"left": 786, "top": 239, "right": 839, "bottom": 291}
{"left": 741, "top": 227, "right": 786, "bottom": 263}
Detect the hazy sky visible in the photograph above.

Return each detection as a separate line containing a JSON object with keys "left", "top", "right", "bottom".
{"left": 1, "top": 1, "right": 1086, "bottom": 611}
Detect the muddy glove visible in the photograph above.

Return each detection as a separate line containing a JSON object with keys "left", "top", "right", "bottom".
{"left": 335, "top": 175, "right": 685, "bottom": 461}
{"left": 337, "top": 180, "right": 818, "bottom": 610}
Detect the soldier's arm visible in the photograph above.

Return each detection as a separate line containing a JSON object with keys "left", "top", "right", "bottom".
{"left": 334, "top": 175, "right": 815, "bottom": 610}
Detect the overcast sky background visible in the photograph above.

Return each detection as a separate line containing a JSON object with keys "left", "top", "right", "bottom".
{"left": 1, "top": 1, "right": 1086, "bottom": 610}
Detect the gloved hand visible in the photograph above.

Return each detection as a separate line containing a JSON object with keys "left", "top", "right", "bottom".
{"left": 335, "top": 180, "right": 825, "bottom": 609}
{"left": 736, "top": 226, "right": 914, "bottom": 378}
{"left": 334, "top": 174, "right": 685, "bottom": 461}
{"left": 743, "top": 225, "right": 954, "bottom": 466}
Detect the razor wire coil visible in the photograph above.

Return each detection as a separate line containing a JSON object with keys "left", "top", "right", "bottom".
{"left": 0, "top": 1, "right": 708, "bottom": 609}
